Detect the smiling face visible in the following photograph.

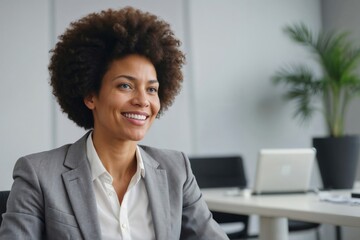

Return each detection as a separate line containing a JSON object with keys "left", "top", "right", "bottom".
{"left": 84, "top": 54, "right": 160, "bottom": 143}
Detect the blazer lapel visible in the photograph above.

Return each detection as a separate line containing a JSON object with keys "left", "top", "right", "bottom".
{"left": 62, "top": 133, "right": 101, "bottom": 240}
{"left": 140, "top": 148, "right": 171, "bottom": 240}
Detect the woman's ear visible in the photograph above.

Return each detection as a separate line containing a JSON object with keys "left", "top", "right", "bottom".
{"left": 84, "top": 94, "right": 96, "bottom": 110}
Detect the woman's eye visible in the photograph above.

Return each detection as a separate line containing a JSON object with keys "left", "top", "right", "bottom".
{"left": 148, "top": 87, "right": 158, "bottom": 93}
{"left": 118, "top": 83, "right": 131, "bottom": 89}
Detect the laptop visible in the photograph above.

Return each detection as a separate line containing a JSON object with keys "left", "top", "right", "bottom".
{"left": 253, "top": 148, "right": 316, "bottom": 195}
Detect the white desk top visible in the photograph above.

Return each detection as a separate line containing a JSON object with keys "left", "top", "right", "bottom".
{"left": 202, "top": 188, "right": 360, "bottom": 228}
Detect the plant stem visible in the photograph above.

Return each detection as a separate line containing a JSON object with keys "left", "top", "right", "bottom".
{"left": 333, "top": 84, "right": 340, "bottom": 137}
{"left": 323, "top": 85, "right": 332, "bottom": 135}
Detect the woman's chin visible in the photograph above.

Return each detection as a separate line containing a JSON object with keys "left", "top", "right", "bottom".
{"left": 127, "top": 132, "right": 147, "bottom": 142}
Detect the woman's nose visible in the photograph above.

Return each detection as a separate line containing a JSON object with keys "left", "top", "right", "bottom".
{"left": 131, "top": 90, "right": 149, "bottom": 107}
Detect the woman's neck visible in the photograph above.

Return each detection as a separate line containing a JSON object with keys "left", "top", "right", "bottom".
{"left": 91, "top": 130, "right": 137, "bottom": 181}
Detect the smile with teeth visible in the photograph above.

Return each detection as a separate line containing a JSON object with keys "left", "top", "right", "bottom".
{"left": 123, "top": 113, "right": 148, "bottom": 121}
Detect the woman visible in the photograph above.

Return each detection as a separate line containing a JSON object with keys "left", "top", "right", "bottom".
{"left": 0, "top": 6, "right": 228, "bottom": 240}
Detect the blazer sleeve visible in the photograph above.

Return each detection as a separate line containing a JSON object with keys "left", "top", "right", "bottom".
{"left": 179, "top": 152, "right": 229, "bottom": 240}
{"left": 0, "top": 156, "right": 45, "bottom": 239}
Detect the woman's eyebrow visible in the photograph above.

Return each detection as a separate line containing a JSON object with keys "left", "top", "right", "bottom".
{"left": 111, "top": 74, "right": 136, "bottom": 81}
{"left": 112, "top": 75, "right": 158, "bottom": 83}
{"left": 148, "top": 79, "right": 159, "bottom": 84}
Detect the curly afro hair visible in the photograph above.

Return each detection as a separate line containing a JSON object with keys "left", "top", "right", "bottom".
{"left": 49, "top": 7, "right": 185, "bottom": 129}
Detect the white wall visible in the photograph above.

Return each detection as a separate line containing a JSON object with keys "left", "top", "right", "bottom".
{"left": 0, "top": 0, "right": 51, "bottom": 190}
{"left": 187, "top": 0, "right": 324, "bottom": 187}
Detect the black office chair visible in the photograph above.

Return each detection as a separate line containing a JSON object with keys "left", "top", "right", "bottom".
{"left": 288, "top": 220, "right": 320, "bottom": 239}
{"left": 0, "top": 191, "right": 10, "bottom": 226}
{"left": 189, "top": 155, "right": 254, "bottom": 239}
{"left": 189, "top": 155, "right": 321, "bottom": 240}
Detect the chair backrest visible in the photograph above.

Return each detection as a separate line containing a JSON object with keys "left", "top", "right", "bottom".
{"left": 189, "top": 156, "right": 249, "bottom": 239}
{"left": 0, "top": 191, "right": 10, "bottom": 226}
{"left": 189, "top": 155, "right": 247, "bottom": 189}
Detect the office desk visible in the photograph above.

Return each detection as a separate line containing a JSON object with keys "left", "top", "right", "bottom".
{"left": 202, "top": 188, "right": 360, "bottom": 240}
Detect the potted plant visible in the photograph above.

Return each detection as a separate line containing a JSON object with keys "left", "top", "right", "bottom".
{"left": 273, "top": 23, "right": 360, "bottom": 189}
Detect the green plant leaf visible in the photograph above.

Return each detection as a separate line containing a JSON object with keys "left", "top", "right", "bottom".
{"left": 272, "top": 22, "right": 360, "bottom": 136}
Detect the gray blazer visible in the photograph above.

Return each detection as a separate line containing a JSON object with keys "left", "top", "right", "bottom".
{"left": 0, "top": 132, "right": 228, "bottom": 240}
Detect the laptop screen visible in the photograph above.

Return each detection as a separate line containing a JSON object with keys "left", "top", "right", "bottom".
{"left": 253, "top": 148, "right": 316, "bottom": 195}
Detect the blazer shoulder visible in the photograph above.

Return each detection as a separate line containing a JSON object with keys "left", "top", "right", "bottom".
{"left": 138, "top": 145, "right": 190, "bottom": 177}
{"left": 139, "top": 145, "right": 184, "bottom": 157}
{"left": 19, "top": 131, "right": 89, "bottom": 168}
{"left": 16, "top": 144, "right": 72, "bottom": 171}
{"left": 139, "top": 145, "right": 186, "bottom": 164}
{"left": 22, "top": 144, "right": 71, "bottom": 161}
